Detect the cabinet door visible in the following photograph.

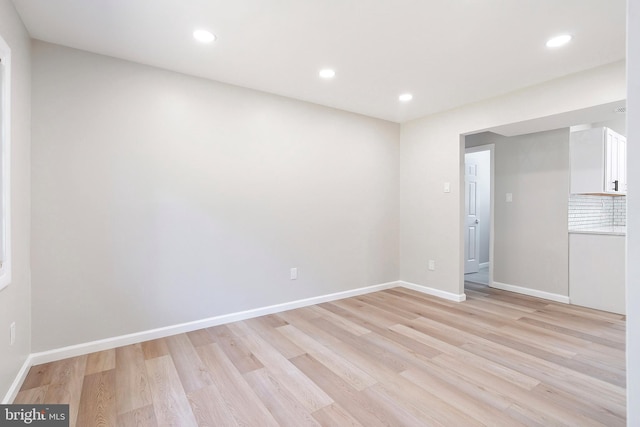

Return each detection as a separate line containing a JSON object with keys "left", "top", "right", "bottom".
{"left": 570, "top": 128, "right": 606, "bottom": 194}
{"left": 569, "top": 233, "right": 625, "bottom": 315}
{"left": 619, "top": 136, "right": 627, "bottom": 192}
{"left": 605, "top": 129, "right": 626, "bottom": 193}
{"left": 605, "top": 129, "right": 619, "bottom": 192}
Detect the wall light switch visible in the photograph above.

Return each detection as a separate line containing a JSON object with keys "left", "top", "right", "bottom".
{"left": 443, "top": 182, "right": 451, "bottom": 193}
{"left": 506, "top": 193, "right": 513, "bottom": 202}
{"left": 428, "top": 260, "right": 435, "bottom": 271}
{"left": 290, "top": 268, "right": 298, "bottom": 280}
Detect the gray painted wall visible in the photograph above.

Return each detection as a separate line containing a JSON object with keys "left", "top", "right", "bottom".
{"left": 493, "top": 129, "right": 570, "bottom": 296}
{"left": 31, "top": 41, "right": 400, "bottom": 351}
{"left": 0, "top": 0, "right": 31, "bottom": 400}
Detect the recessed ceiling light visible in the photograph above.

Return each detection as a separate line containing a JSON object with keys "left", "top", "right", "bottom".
{"left": 319, "top": 69, "right": 336, "bottom": 79}
{"left": 546, "top": 34, "right": 572, "bottom": 48}
{"left": 193, "top": 29, "right": 216, "bottom": 44}
{"left": 399, "top": 93, "right": 413, "bottom": 102}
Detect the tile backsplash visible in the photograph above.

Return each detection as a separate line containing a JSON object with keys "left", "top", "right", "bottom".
{"left": 568, "top": 194, "right": 626, "bottom": 229}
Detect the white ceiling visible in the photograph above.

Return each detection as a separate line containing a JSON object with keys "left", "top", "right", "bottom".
{"left": 12, "top": 0, "right": 626, "bottom": 123}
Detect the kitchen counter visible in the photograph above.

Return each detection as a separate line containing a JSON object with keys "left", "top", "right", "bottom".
{"left": 569, "top": 226, "right": 626, "bottom": 236}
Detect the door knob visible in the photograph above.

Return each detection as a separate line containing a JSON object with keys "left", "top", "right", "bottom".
{"left": 475, "top": 219, "right": 479, "bottom": 224}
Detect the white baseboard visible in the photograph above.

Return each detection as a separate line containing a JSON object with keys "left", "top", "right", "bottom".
{"left": 2, "top": 355, "right": 34, "bottom": 404}
{"left": 399, "top": 281, "right": 467, "bottom": 302}
{"left": 28, "top": 281, "right": 401, "bottom": 367}
{"left": 490, "top": 281, "right": 570, "bottom": 304}
{"left": 6, "top": 278, "right": 470, "bottom": 401}
{"left": 479, "top": 262, "right": 489, "bottom": 269}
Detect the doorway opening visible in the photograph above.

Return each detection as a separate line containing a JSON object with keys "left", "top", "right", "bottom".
{"left": 464, "top": 144, "right": 493, "bottom": 286}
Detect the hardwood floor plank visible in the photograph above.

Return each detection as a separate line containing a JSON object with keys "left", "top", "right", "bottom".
{"left": 206, "top": 324, "right": 264, "bottom": 373}
{"left": 277, "top": 324, "right": 377, "bottom": 391}
{"left": 43, "top": 355, "right": 87, "bottom": 427}
{"left": 276, "top": 310, "right": 343, "bottom": 347}
{"left": 186, "top": 329, "right": 214, "bottom": 347}
{"left": 145, "top": 355, "right": 198, "bottom": 427}
{"left": 531, "top": 382, "right": 625, "bottom": 427}
{"left": 244, "top": 368, "right": 321, "bottom": 427}
{"left": 362, "top": 384, "right": 442, "bottom": 427}
{"left": 243, "top": 315, "right": 304, "bottom": 359}
{"left": 311, "top": 403, "right": 365, "bottom": 427}
{"left": 19, "top": 362, "right": 54, "bottom": 391}
{"left": 115, "top": 343, "right": 153, "bottom": 414}
{"left": 291, "top": 353, "right": 424, "bottom": 427}
{"left": 461, "top": 341, "right": 626, "bottom": 416}
{"left": 13, "top": 385, "right": 49, "bottom": 404}
{"left": 85, "top": 349, "right": 116, "bottom": 375}
{"left": 117, "top": 405, "right": 158, "bottom": 427}
{"left": 318, "top": 302, "right": 442, "bottom": 360}
{"left": 357, "top": 293, "right": 422, "bottom": 321}
{"left": 365, "top": 365, "right": 484, "bottom": 427}
{"left": 400, "top": 368, "right": 527, "bottom": 426}
{"left": 236, "top": 327, "right": 334, "bottom": 412}
{"left": 494, "top": 325, "right": 578, "bottom": 358}
{"left": 186, "top": 385, "right": 238, "bottom": 427}
{"left": 313, "top": 305, "right": 439, "bottom": 372}
{"left": 141, "top": 338, "right": 169, "bottom": 360}
{"left": 390, "top": 322, "right": 540, "bottom": 390}
{"left": 77, "top": 370, "right": 117, "bottom": 427}
{"left": 307, "top": 305, "right": 371, "bottom": 336}
{"left": 196, "top": 343, "right": 280, "bottom": 427}
{"left": 164, "top": 334, "right": 213, "bottom": 393}
{"left": 484, "top": 331, "right": 626, "bottom": 387}
{"left": 430, "top": 353, "right": 610, "bottom": 426}
{"left": 230, "top": 316, "right": 306, "bottom": 359}
{"left": 517, "top": 316, "right": 625, "bottom": 349}
{"left": 332, "top": 297, "right": 414, "bottom": 328}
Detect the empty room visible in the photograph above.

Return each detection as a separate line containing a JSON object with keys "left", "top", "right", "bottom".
{"left": 1, "top": 0, "right": 639, "bottom": 426}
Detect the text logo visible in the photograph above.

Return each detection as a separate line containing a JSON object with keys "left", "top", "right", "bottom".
{"left": 0, "top": 405, "right": 69, "bottom": 426}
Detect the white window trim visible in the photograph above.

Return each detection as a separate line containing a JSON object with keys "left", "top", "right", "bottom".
{"left": 0, "top": 34, "right": 12, "bottom": 292}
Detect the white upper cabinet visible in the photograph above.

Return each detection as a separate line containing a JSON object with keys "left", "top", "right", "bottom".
{"left": 570, "top": 127, "right": 627, "bottom": 195}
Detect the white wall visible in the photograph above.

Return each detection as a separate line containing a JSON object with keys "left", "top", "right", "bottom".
{"left": 592, "top": 117, "right": 626, "bottom": 137}
{"left": 493, "top": 129, "right": 569, "bottom": 296}
{"left": 399, "top": 61, "right": 625, "bottom": 295}
{"left": 627, "top": 0, "right": 639, "bottom": 423}
{"left": 31, "top": 41, "right": 400, "bottom": 351}
{"left": 464, "top": 150, "right": 490, "bottom": 264}
{"left": 0, "top": 0, "right": 31, "bottom": 400}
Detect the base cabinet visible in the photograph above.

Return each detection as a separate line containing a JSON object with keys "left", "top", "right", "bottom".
{"left": 569, "top": 233, "right": 625, "bottom": 314}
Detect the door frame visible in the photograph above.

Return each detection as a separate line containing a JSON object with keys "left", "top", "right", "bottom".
{"left": 463, "top": 143, "right": 494, "bottom": 287}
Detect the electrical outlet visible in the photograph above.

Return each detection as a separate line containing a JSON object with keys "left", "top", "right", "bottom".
{"left": 9, "top": 322, "right": 15, "bottom": 346}
{"left": 290, "top": 268, "right": 298, "bottom": 280}
{"left": 428, "top": 260, "right": 435, "bottom": 271}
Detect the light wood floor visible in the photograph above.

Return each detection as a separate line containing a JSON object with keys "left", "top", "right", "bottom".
{"left": 15, "top": 283, "right": 626, "bottom": 426}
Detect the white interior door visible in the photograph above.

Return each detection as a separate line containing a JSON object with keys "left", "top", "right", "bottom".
{"left": 464, "top": 159, "right": 480, "bottom": 274}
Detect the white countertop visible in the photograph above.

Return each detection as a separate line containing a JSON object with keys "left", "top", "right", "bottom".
{"left": 569, "top": 226, "right": 626, "bottom": 236}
